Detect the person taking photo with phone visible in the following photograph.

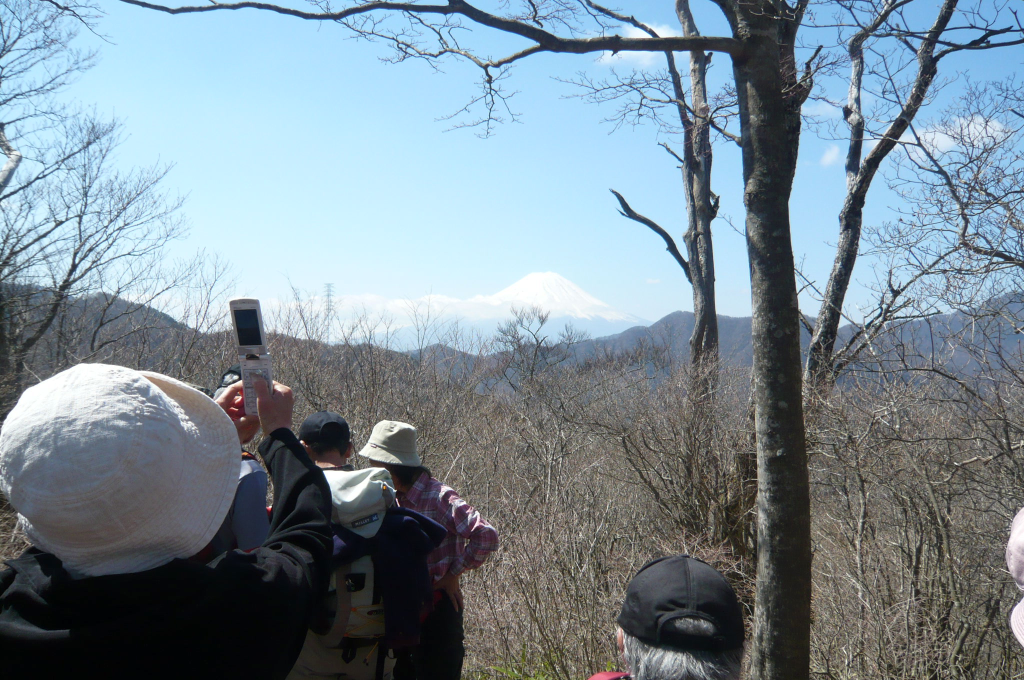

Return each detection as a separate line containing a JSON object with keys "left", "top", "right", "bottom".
{"left": 204, "top": 364, "right": 272, "bottom": 557}
{"left": 0, "top": 364, "right": 334, "bottom": 679}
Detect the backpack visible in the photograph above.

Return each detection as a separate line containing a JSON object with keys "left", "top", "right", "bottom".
{"left": 289, "top": 468, "right": 447, "bottom": 680}
{"left": 315, "top": 468, "right": 396, "bottom": 650}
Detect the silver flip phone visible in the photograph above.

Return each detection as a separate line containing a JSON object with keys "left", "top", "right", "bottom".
{"left": 229, "top": 298, "right": 272, "bottom": 416}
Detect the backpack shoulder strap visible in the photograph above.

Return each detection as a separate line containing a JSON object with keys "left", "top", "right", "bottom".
{"left": 318, "top": 562, "right": 355, "bottom": 648}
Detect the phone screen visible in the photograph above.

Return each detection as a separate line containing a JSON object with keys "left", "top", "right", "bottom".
{"left": 233, "top": 309, "right": 263, "bottom": 346}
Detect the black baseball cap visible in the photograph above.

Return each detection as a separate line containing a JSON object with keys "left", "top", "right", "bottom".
{"left": 617, "top": 555, "right": 744, "bottom": 652}
{"left": 219, "top": 364, "right": 242, "bottom": 388}
{"left": 212, "top": 365, "right": 242, "bottom": 400}
{"left": 299, "top": 411, "right": 351, "bottom": 451}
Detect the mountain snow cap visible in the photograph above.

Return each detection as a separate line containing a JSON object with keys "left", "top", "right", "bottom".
{"left": 470, "top": 272, "right": 640, "bottom": 322}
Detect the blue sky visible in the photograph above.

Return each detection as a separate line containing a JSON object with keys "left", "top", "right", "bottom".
{"left": 67, "top": 1, "right": 1022, "bottom": 324}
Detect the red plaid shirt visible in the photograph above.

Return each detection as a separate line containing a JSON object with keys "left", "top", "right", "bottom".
{"left": 397, "top": 473, "right": 498, "bottom": 584}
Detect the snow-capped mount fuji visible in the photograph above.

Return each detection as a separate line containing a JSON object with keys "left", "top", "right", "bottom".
{"left": 470, "top": 272, "right": 642, "bottom": 323}
{"left": 435, "top": 272, "right": 646, "bottom": 337}
{"left": 334, "top": 272, "right": 647, "bottom": 341}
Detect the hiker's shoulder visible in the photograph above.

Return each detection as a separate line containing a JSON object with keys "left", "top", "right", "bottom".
{"left": 587, "top": 672, "right": 629, "bottom": 680}
{"left": 421, "top": 474, "right": 459, "bottom": 501}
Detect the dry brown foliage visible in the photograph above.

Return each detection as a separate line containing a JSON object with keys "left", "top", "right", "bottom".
{"left": 3, "top": 301, "right": 1024, "bottom": 679}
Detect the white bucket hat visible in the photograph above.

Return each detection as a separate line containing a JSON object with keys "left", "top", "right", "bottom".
{"left": 324, "top": 467, "right": 396, "bottom": 538}
{"left": 357, "top": 420, "right": 420, "bottom": 467}
{"left": 0, "top": 364, "right": 240, "bottom": 577}
{"left": 1007, "top": 506, "right": 1024, "bottom": 647}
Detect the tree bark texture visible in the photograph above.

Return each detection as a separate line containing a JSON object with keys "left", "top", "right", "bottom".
{"left": 727, "top": 8, "right": 811, "bottom": 680}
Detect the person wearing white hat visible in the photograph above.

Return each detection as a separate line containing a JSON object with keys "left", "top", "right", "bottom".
{"left": 0, "top": 363, "right": 335, "bottom": 679}
{"left": 360, "top": 420, "right": 499, "bottom": 680}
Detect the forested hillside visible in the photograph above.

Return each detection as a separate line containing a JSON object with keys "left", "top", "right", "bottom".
{"left": 5, "top": 296, "right": 1024, "bottom": 678}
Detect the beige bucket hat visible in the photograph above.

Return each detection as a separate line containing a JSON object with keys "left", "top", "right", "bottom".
{"left": 0, "top": 364, "right": 240, "bottom": 577}
{"left": 358, "top": 420, "right": 421, "bottom": 467}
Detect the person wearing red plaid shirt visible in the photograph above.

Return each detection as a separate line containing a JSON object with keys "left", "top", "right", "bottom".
{"left": 360, "top": 420, "right": 499, "bottom": 680}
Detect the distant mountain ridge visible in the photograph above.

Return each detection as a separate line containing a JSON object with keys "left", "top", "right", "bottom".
{"left": 576, "top": 301, "right": 1024, "bottom": 372}
{"left": 577, "top": 311, "right": 762, "bottom": 365}
{"left": 33, "top": 285, "right": 1023, "bottom": 387}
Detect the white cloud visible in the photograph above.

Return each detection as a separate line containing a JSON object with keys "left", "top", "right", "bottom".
{"left": 866, "top": 115, "right": 1013, "bottom": 159}
{"left": 819, "top": 144, "right": 841, "bottom": 167}
{"left": 597, "top": 24, "right": 681, "bottom": 69}
{"left": 267, "top": 273, "right": 642, "bottom": 333}
{"left": 913, "top": 128, "right": 956, "bottom": 154}
{"left": 917, "top": 115, "right": 1011, "bottom": 154}
{"left": 645, "top": 278, "right": 661, "bottom": 284}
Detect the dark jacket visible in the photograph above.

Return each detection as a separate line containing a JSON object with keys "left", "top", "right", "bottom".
{"left": 0, "top": 428, "right": 333, "bottom": 680}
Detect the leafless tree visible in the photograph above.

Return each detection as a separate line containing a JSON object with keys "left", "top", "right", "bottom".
{"left": 117, "top": 1, "right": 822, "bottom": 673}
{"left": 0, "top": 1, "right": 201, "bottom": 411}
{"left": 0, "top": 120, "right": 189, "bottom": 411}
{"left": 804, "top": 0, "right": 1024, "bottom": 388}
{"left": 803, "top": 79, "right": 1024, "bottom": 670}
{"left": 904, "top": 80, "right": 1023, "bottom": 295}
{"left": 0, "top": 0, "right": 100, "bottom": 200}
{"left": 842, "top": 76, "right": 1023, "bottom": 358}
{"left": 809, "top": 367, "right": 1024, "bottom": 679}
{"left": 0, "top": 1, "right": 234, "bottom": 566}
{"left": 571, "top": 0, "right": 725, "bottom": 368}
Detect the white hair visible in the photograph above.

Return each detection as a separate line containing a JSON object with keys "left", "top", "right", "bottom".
{"left": 620, "top": 618, "right": 742, "bottom": 680}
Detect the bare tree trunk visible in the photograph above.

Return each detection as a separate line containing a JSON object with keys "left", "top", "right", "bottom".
{"left": 675, "top": 0, "right": 719, "bottom": 368}
{"left": 730, "top": 17, "right": 812, "bottom": 680}
{"left": 611, "top": 190, "right": 718, "bottom": 370}
{"left": 678, "top": 96, "right": 719, "bottom": 368}
{"left": 605, "top": 0, "right": 720, "bottom": 370}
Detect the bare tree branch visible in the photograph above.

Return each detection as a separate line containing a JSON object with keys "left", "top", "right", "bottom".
{"left": 609, "top": 189, "right": 691, "bottom": 282}
{"left": 117, "top": 0, "right": 743, "bottom": 58}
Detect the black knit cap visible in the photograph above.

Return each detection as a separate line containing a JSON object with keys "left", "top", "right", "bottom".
{"left": 617, "top": 555, "right": 744, "bottom": 652}
{"left": 298, "top": 411, "right": 351, "bottom": 451}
